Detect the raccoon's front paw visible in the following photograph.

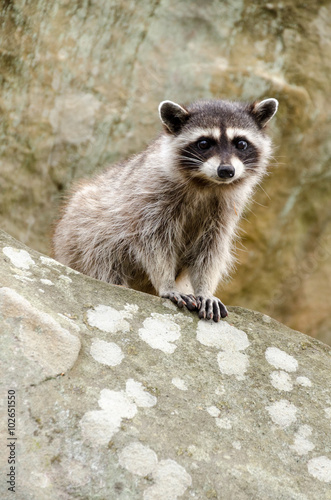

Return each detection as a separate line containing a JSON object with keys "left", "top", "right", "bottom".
{"left": 196, "top": 296, "right": 228, "bottom": 322}
{"left": 161, "top": 292, "right": 197, "bottom": 311}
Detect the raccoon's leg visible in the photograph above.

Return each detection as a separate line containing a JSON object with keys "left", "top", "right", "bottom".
{"left": 141, "top": 249, "right": 197, "bottom": 311}
{"left": 159, "top": 277, "right": 197, "bottom": 311}
{"left": 86, "top": 252, "right": 130, "bottom": 288}
{"left": 188, "top": 239, "right": 230, "bottom": 322}
{"left": 105, "top": 269, "right": 129, "bottom": 287}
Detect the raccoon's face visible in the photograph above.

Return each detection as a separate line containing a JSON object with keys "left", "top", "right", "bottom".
{"left": 159, "top": 98, "right": 278, "bottom": 186}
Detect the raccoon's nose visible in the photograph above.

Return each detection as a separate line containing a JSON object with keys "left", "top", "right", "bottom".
{"left": 217, "top": 165, "right": 235, "bottom": 179}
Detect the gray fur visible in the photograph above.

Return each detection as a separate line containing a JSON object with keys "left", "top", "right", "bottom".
{"left": 53, "top": 98, "right": 278, "bottom": 321}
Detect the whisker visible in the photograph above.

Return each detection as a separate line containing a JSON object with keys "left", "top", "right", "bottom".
{"left": 181, "top": 148, "right": 206, "bottom": 162}
{"left": 178, "top": 156, "right": 202, "bottom": 164}
{"left": 254, "top": 181, "right": 271, "bottom": 201}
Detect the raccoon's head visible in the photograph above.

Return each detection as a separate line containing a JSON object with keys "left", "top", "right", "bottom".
{"left": 159, "top": 98, "right": 278, "bottom": 186}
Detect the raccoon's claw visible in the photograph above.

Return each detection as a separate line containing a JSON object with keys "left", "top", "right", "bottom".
{"left": 161, "top": 291, "right": 184, "bottom": 308}
{"left": 162, "top": 292, "right": 197, "bottom": 311}
{"left": 196, "top": 296, "right": 228, "bottom": 322}
{"left": 182, "top": 294, "right": 198, "bottom": 311}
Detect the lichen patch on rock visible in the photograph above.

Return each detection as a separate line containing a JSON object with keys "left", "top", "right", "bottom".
{"left": 296, "top": 376, "right": 312, "bottom": 387}
{"left": 266, "top": 399, "right": 298, "bottom": 428}
{"left": 172, "top": 377, "right": 188, "bottom": 391}
{"left": 80, "top": 380, "right": 157, "bottom": 446}
{"left": 290, "top": 425, "right": 315, "bottom": 456}
{"left": 118, "top": 442, "right": 158, "bottom": 476}
{"left": 3, "top": 247, "right": 35, "bottom": 270}
{"left": 90, "top": 338, "right": 124, "bottom": 366}
{"left": 196, "top": 320, "right": 249, "bottom": 351}
{"left": 270, "top": 370, "right": 294, "bottom": 392}
{"left": 265, "top": 347, "right": 299, "bottom": 372}
{"left": 197, "top": 319, "right": 250, "bottom": 380}
{"left": 307, "top": 456, "right": 331, "bottom": 483}
{"left": 87, "top": 304, "right": 132, "bottom": 333}
{"left": 118, "top": 442, "right": 192, "bottom": 499}
{"left": 138, "top": 313, "right": 181, "bottom": 353}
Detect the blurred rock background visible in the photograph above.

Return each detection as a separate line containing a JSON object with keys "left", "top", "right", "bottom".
{"left": 0, "top": 0, "right": 330, "bottom": 344}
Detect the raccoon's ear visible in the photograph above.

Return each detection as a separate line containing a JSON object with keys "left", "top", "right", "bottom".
{"left": 251, "top": 98, "right": 278, "bottom": 128}
{"left": 159, "top": 100, "right": 190, "bottom": 134}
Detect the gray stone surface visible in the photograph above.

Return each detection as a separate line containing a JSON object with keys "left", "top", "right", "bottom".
{"left": 1, "top": 229, "right": 331, "bottom": 499}
{"left": 1, "top": 1, "right": 331, "bottom": 344}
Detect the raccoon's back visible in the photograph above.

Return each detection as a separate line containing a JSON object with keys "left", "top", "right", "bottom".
{"left": 52, "top": 148, "right": 169, "bottom": 271}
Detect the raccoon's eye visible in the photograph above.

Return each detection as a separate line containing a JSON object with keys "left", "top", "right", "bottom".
{"left": 197, "top": 139, "right": 212, "bottom": 150}
{"left": 236, "top": 140, "right": 248, "bottom": 150}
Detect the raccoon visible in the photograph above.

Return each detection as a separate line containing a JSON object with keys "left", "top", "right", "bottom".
{"left": 53, "top": 97, "right": 278, "bottom": 322}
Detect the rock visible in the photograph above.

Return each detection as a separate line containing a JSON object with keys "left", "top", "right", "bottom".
{"left": 0, "top": 229, "right": 330, "bottom": 499}
{"left": 0, "top": 1, "right": 330, "bottom": 344}
{"left": 0, "top": 287, "right": 81, "bottom": 385}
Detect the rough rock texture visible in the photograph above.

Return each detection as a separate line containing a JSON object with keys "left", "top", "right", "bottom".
{"left": 0, "top": 229, "right": 331, "bottom": 499}
{"left": 1, "top": 1, "right": 331, "bottom": 344}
